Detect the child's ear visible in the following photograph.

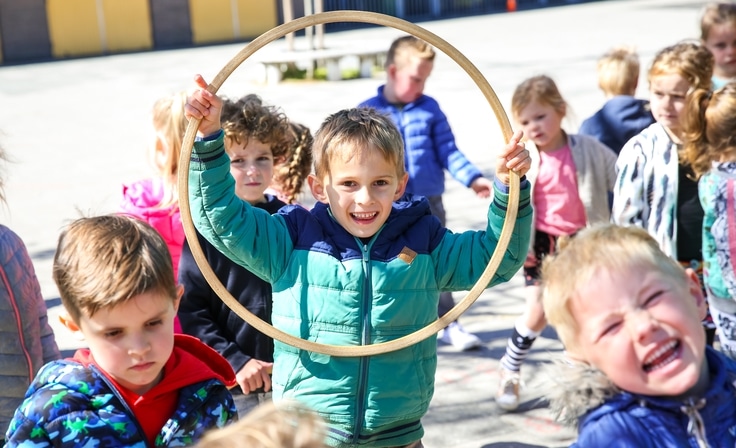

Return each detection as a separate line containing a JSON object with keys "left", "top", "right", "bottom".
{"left": 173, "top": 284, "right": 184, "bottom": 314}
{"left": 393, "top": 172, "right": 409, "bottom": 200}
{"left": 308, "top": 174, "right": 328, "bottom": 203}
{"left": 59, "top": 311, "right": 85, "bottom": 341}
{"left": 684, "top": 268, "right": 707, "bottom": 320}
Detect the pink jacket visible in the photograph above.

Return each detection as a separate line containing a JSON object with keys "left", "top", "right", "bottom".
{"left": 120, "top": 178, "right": 185, "bottom": 275}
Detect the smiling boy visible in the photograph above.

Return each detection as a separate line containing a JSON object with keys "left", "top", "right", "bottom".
{"left": 185, "top": 74, "right": 532, "bottom": 447}
{"left": 542, "top": 224, "right": 736, "bottom": 447}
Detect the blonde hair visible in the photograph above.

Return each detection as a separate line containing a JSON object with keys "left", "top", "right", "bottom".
{"left": 700, "top": 2, "right": 736, "bottom": 41}
{"left": 194, "top": 401, "right": 327, "bottom": 448}
{"left": 541, "top": 224, "right": 688, "bottom": 355}
{"left": 683, "top": 82, "right": 736, "bottom": 177}
{"left": 511, "top": 75, "right": 568, "bottom": 123}
{"left": 272, "top": 122, "right": 313, "bottom": 205}
{"left": 53, "top": 215, "right": 177, "bottom": 324}
{"left": 597, "top": 46, "right": 641, "bottom": 97}
{"left": 150, "top": 91, "right": 189, "bottom": 208}
{"left": 312, "top": 108, "right": 405, "bottom": 179}
{"left": 647, "top": 40, "right": 714, "bottom": 93}
{"left": 385, "top": 35, "right": 435, "bottom": 70}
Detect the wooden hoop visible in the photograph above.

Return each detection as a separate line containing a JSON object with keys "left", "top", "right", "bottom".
{"left": 178, "top": 10, "right": 520, "bottom": 357}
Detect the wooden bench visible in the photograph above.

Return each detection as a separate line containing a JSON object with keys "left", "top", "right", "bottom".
{"left": 255, "top": 47, "right": 387, "bottom": 85}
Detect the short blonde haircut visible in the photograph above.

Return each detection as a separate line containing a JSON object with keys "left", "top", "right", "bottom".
{"left": 647, "top": 40, "right": 714, "bottom": 93}
{"left": 597, "top": 46, "right": 640, "bottom": 97}
{"left": 541, "top": 224, "right": 688, "bottom": 355}
{"left": 53, "top": 215, "right": 177, "bottom": 324}
{"left": 511, "top": 75, "right": 568, "bottom": 123}
{"left": 700, "top": 2, "right": 736, "bottom": 41}
{"left": 312, "top": 107, "right": 405, "bottom": 179}
{"left": 385, "top": 35, "right": 435, "bottom": 70}
{"left": 194, "top": 401, "right": 327, "bottom": 448}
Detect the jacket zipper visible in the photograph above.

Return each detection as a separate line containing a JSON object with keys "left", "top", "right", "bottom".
{"left": 680, "top": 397, "right": 709, "bottom": 448}
{"left": 352, "top": 242, "right": 373, "bottom": 444}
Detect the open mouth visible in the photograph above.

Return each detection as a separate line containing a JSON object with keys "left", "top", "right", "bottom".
{"left": 642, "top": 340, "right": 680, "bottom": 373}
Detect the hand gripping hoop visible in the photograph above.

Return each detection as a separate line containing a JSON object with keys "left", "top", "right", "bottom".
{"left": 178, "top": 10, "right": 520, "bottom": 357}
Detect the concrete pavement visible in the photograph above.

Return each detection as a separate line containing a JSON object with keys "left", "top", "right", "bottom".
{"left": 0, "top": 0, "right": 706, "bottom": 445}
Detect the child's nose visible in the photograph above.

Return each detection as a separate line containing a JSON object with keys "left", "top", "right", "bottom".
{"left": 626, "top": 309, "right": 657, "bottom": 342}
{"left": 128, "top": 334, "right": 152, "bottom": 356}
{"left": 355, "top": 186, "right": 373, "bottom": 204}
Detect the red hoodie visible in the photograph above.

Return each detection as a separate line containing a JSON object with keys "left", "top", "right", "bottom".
{"left": 73, "top": 334, "right": 236, "bottom": 445}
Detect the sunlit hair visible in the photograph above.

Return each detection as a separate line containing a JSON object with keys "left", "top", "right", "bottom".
{"left": 597, "top": 46, "right": 641, "bottom": 96}
{"left": 194, "top": 401, "right": 327, "bottom": 448}
{"left": 312, "top": 107, "right": 405, "bottom": 179}
{"left": 385, "top": 35, "right": 435, "bottom": 70}
{"left": 647, "top": 40, "right": 714, "bottom": 93}
{"left": 272, "top": 122, "right": 313, "bottom": 204}
{"left": 53, "top": 215, "right": 177, "bottom": 324}
{"left": 700, "top": 2, "right": 736, "bottom": 41}
{"left": 221, "top": 94, "right": 290, "bottom": 162}
{"left": 150, "top": 91, "right": 189, "bottom": 208}
{"left": 511, "top": 74, "right": 568, "bottom": 122}
{"left": 683, "top": 82, "right": 736, "bottom": 178}
{"left": 541, "top": 223, "right": 688, "bottom": 355}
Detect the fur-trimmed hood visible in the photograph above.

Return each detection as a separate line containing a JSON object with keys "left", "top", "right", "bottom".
{"left": 542, "top": 348, "right": 736, "bottom": 447}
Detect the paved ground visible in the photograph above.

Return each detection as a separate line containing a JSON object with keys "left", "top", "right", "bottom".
{"left": 0, "top": 0, "right": 706, "bottom": 446}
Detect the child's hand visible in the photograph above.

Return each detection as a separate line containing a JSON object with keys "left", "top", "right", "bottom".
{"left": 236, "top": 358, "right": 273, "bottom": 394}
{"left": 495, "top": 130, "right": 530, "bottom": 185}
{"left": 470, "top": 177, "right": 493, "bottom": 198}
{"left": 184, "top": 74, "right": 223, "bottom": 137}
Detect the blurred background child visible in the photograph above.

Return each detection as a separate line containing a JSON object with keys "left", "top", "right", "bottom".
{"left": 496, "top": 74, "right": 617, "bottom": 412}
{"left": 194, "top": 401, "right": 327, "bottom": 448}
{"left": 359, "top": 35, "right": 495, "bottom": 351}
{"left": 683, "top": 81, "right": 736, "bottom": 359}
{"left": 612, "top": 40, "right": 716, "bottom": 346}
{"left": 265, "top": 121, "right": 314, "bottom": 207}
{"left": 119, "top": 91, "right": 189, "bottom": 333}
{"left": 178, "top": 94, "right": 292, "bottom": 417}
{"left": 579, "top": 46, "right": 655, "bottom": 155}
{"left": 0, "top": 143, "right": 60, "bottom": 444}
{"left": 700, "top": 2, "right": 736, "bottom": 89}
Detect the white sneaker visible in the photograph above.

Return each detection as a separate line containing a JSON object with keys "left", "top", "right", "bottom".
{"left": 438, "top": 322, "right": 482, "bottom": 351}
{"left": 496, "top": 365, "right": 521, "bottom": 411}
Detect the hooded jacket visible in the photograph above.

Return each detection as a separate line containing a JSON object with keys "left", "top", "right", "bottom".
{"left": 578, "top": 96, "right": 655, "bottom": 155}
{"left": 359, "top": 86, "right": 484, "bottom": 198}
{"left": 120, "top": 177, "right": 185, "bottom": 276}
{"left": 6, "top": 334, "right": 237, "bottom": 447}
{"left": 188, "top": 132, "right": 532, "bottom": 447}
{"left": 0, "top": 225, "right": 60, "bottom": 433}
{"left": 545, "top": 347, "right": 736, "bottom": 448}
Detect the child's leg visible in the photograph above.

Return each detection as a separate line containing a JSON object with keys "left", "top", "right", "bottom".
{"left": 500, "top": 285, "right": 545, "bottom": 373}
{"left": 496, "top": 230, "right": 554, "bottom": 411}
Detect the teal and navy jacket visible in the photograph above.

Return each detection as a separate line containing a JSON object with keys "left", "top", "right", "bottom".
{"left": 189, "top": 131, "right": 532, "bottom": 447}
{"left": 6, "top": 334, "right": 237, "bottom": 447}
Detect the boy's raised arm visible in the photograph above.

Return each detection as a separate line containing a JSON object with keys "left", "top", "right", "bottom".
{"left": 495, "top": 130, "right": 530, "bottom": 185}
{"left": 185, "top": 74, "right": 223, "bottom": 137}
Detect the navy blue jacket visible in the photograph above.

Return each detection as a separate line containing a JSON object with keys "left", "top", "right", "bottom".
{"left": 178, "top": 195, "right": 286, "bottom": 374}
{"left": 360, "top": 86, "right": 483, "bottom": 197}
{"left": 578, "top": 96, "right": 654, "bottom": 155}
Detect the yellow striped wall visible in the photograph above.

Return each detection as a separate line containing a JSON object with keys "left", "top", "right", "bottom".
{"left": 39, "top": 0, "right": 277, "bottom": 60}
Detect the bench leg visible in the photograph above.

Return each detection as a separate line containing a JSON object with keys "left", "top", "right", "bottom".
{"left": 326, "top": 58, "right": 341, "bottom": 81}
{"left": 263, "top": 63, "right": 283, "bottom": 85}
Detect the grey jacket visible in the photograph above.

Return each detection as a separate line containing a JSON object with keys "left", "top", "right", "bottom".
{"left": 0, "top": 225, "right": 60, "bottom": 430}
